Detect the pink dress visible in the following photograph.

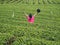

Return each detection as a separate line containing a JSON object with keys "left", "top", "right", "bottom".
{"left": 26, "top": 16, "right": 34, "bottom": 23}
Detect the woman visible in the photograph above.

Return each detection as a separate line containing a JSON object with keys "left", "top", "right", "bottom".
{"left": 24, "top": 8, "right": 40, "bottom": 23}
{"left": 24, "top": 12, "right": 37, "bottom": 24}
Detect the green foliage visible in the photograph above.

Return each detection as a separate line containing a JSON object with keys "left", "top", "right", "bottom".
{"left": 0, "top": 0, "right": 60, "bottom": 4}
{"left": 0, "top": 0, "right": 60, "bottom": 45}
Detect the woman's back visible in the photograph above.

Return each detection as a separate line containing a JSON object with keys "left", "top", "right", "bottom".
{"left": 27, "top": 16, "right": 34, "bottom": 23}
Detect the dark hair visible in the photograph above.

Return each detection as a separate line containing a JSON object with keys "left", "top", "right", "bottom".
{"left": 37, "top": 9, "right": 40, "bottom": 13}
{"left": 29, "top": 13, "right": 32, "bottom": 20}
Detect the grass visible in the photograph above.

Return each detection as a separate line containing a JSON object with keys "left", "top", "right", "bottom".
{"left": 0, "top": 0, "right": 60, "bottom": 45}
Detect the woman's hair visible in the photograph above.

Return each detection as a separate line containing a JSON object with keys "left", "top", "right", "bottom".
{"left": 29, "top": 13, "right": 32, "bottom": 18}
{"left": 29, "top": 13, "right": 32, "bottom": 20}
